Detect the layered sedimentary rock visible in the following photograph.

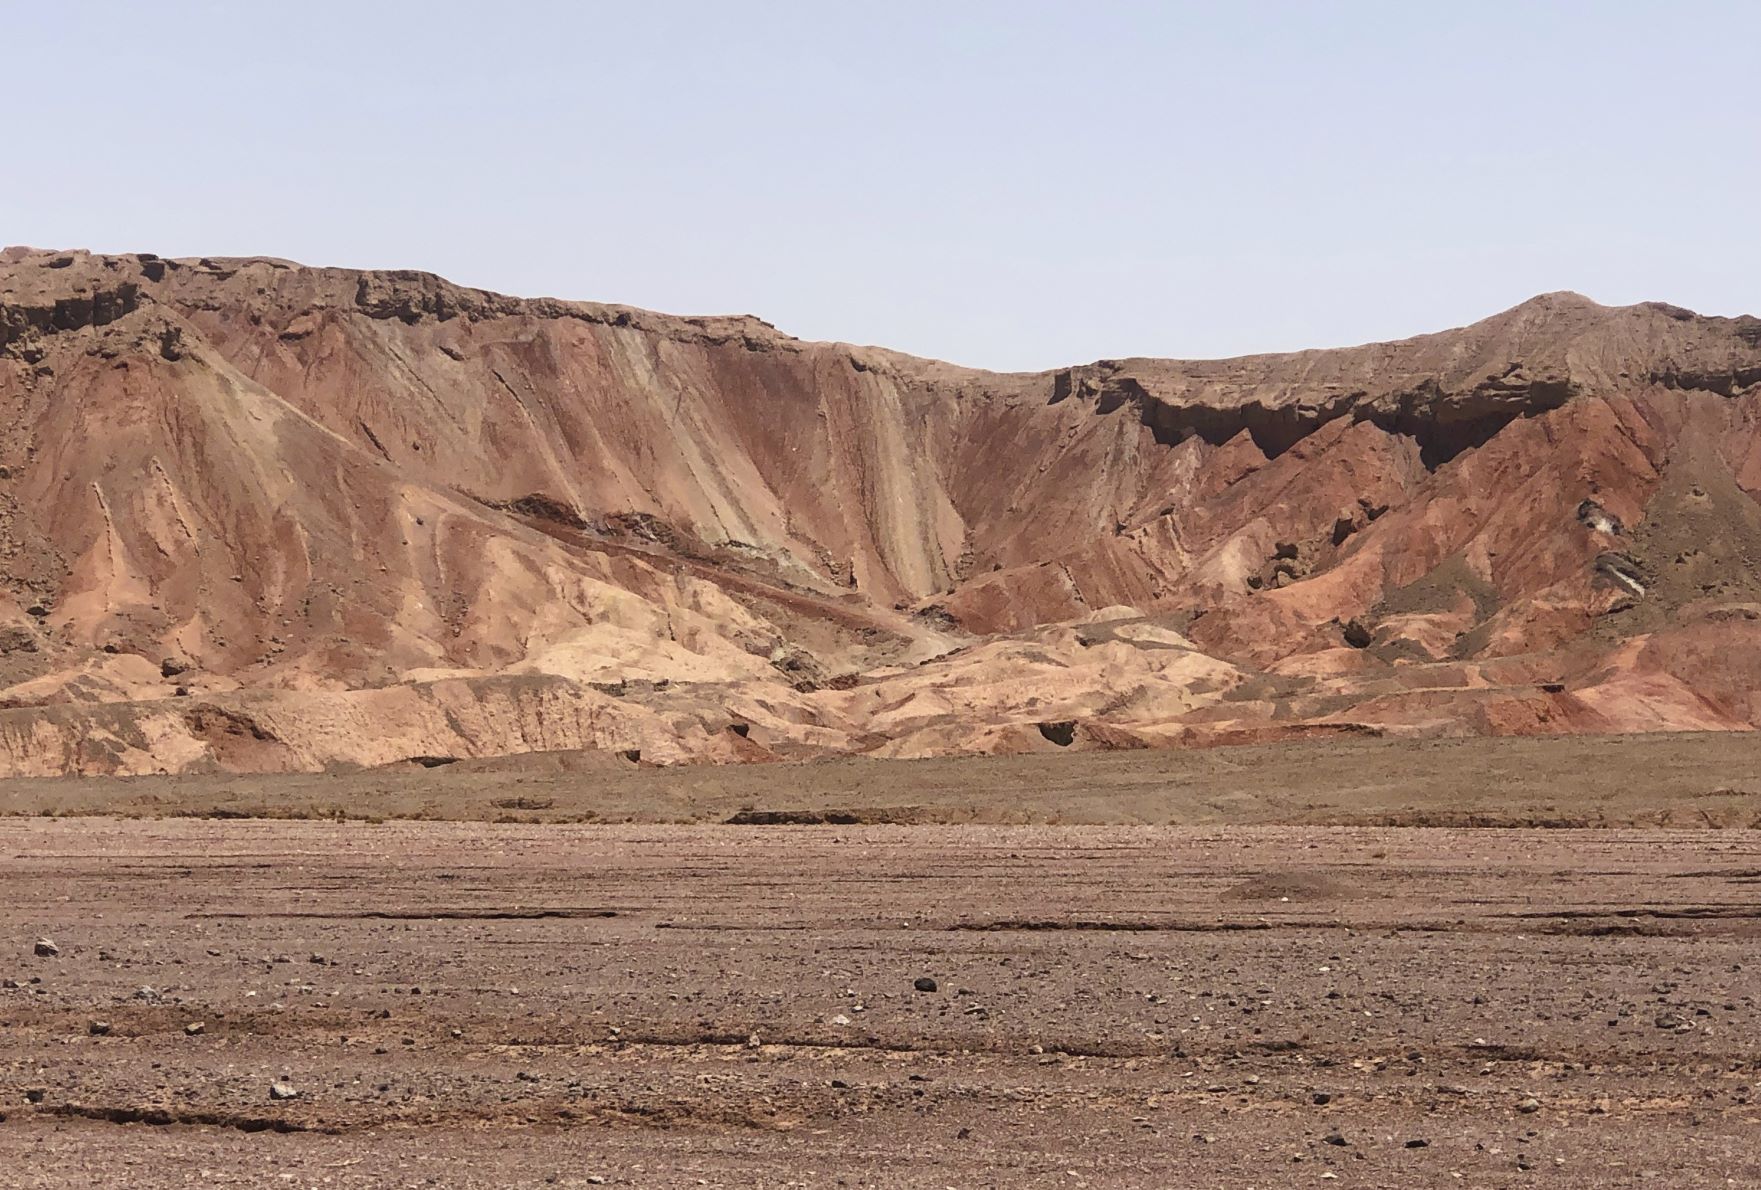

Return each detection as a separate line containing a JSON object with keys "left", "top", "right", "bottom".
{"left": 2, "top": 245, "right": 1759, "bottom": 775}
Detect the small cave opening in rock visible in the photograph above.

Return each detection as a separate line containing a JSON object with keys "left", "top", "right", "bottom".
{"left": 1037, "top": 720, "right": 1076, "bottom": 747}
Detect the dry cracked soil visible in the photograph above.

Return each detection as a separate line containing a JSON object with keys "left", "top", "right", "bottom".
{"left": 5, "top": 748, "right": 1761, "bottom": 1187}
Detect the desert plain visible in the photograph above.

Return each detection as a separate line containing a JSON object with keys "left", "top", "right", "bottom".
{"left": 4, "top": 734, "right": 1761, "bottom": 1187}
{"left": 5, "top": 248, "right": 1761, "bottom": 1184}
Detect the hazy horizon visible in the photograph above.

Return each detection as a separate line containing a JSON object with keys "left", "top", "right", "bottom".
{"left": 5, "top": 1, "right": 1756, "bottom": 370}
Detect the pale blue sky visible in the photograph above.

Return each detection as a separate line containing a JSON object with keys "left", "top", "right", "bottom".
{"left": 4, "top": 1, "right": 1756, "bottom": 369}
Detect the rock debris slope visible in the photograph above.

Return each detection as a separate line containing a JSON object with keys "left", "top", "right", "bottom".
{"left": 2, "top": 246, "right": 1759, "bottom": 775}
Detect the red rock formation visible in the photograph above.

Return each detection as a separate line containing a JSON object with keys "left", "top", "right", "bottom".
{"left": 2, "top": 247, "right": 1759, "bottom": 774}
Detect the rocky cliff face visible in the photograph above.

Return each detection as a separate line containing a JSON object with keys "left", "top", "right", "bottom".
{"left": 3, "top": 246, "right": 1760, "bottom": 775}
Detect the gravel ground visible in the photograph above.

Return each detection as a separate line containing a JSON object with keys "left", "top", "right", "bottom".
{"left": 3, "top": 820, "right": 1761, "bottom": 1186}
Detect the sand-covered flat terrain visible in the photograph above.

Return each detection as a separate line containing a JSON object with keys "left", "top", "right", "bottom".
{"left": 3, "top": 732, "right": 1760, "bottom": 828}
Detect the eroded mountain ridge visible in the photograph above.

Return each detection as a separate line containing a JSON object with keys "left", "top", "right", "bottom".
{"left": 2, "top": 245, "right": 1759, "bottom": 775}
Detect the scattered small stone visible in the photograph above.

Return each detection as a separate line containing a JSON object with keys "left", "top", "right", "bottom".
{"left": 269, "top": 1080, "right": 300, "bottom": 1101}
{"left": 830, "top": 1079, "right": 849, "bottom": 1089}
{"left": 746, "top": 1032, "right": 762, "bottom": 1049}
{"left": 1516, "top": 1097, "right": 1541, "bottom": 1114}
{"left": 88, "top": 1020, "right": 111, "bottom": 1036}
{"left": 1323, "top": 1130, "right": 1349, "bottom": 1147}
{"left": 24, "top": 1089, "right": 45, "bottom": 1104}
{"left": 913, "top": 977, "right": 938, "bottom": 993}
{"left": 585, "top": 1178, "right": 607, "bottom": 1186}
{"left": 450, "top": 1028, "right": 463, "bottom": 1039}
{"left": 831, "top": 1013, "right": 852, "bottom": 1027}
{"left": 33, "top": 937, "right": 59, "bottom": 958}
{"left": 184, "top": 1021, "right": 206, "bottom": 1036}
{"left": 1312, "top": 1092, "right": 1332, "bottom": 1105}
{"left": 1405, "top": 1138, "right": 1430, "bottom": 1149}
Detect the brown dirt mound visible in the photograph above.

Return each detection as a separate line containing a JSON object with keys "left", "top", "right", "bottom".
{"left": 1219, "top": 871, "right": 1370, "bottom": 902}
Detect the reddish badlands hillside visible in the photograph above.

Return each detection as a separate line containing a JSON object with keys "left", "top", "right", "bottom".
{"left": 1, "top": 246, "right": 1759, "bottom": 776}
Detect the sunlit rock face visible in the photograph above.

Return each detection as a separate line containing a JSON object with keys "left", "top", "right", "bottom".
{"left": 3, "top": 247, "right": 1760, "bottom": 775}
